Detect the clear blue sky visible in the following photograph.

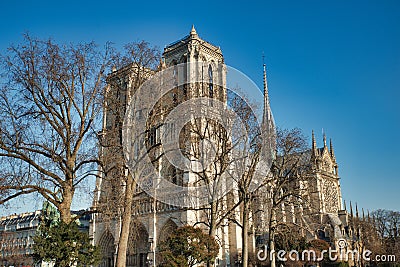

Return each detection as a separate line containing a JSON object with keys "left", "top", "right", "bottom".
{"left": 0, "top": 0, "right": 399, "bottom": 215}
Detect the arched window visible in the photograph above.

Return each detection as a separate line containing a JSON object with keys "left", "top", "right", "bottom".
{"left": 180, "top": 55, "right": 188, "bottom": 84}
{"left": 171, "top": 167, "right": 177, "bottom": 184}
{"left": 166, "top": 165, "right": 183, "bottom": 186}
{"left": 172, "top": 92, "right": 178, "bottom": 105}
{"left": 172, "top": 60, "right": 178, "bottom": 86}
{"left": 317, "top": 229, "right": 326, "bottom": 239}
{"left": 208, "top": 65, "right": 213, "bottom": 98}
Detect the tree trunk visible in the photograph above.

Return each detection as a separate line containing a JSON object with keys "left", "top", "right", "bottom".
{"left": 269, "top": 208, "right": 277, "bottom": 267}
{"left": 207, "top": 201, "right": 218, "bottom": 267}
{"left": 209, "top": 201, "right": 218, "bottom": 237}
{"left": 115, "top": 176, "right": 134, "bottom": 267}
{"left": 59, "top": 184, "right": 74, "bottom": 224}
{"left": 242, "top": 197, "right": 249, "bottom": 267}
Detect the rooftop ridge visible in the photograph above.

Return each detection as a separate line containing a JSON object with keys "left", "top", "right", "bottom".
{"left": 164, "top": 26, "right": 221, "bottom": 53}
{"left": 166, "top": 34, "right": 190, "bottom": 48}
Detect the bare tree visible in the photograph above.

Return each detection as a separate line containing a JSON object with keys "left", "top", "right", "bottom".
{"left": 227, "top": 91, "right": 274, "bottom": 267}
{"left": 175, "top": 86, "right": 274, "bottom": 267}
{"left": 265, "top": 128, "right": 311, "bottom": 267}
{"left": 372, "top": 209, "right": 389, "bottom": 240}
{"left": 188, "top": 118, "right": 244, "bottom": 267}
{"left": 371, "top": 209, "right": 400, "bottom": 239}
{"left": 0, "top": 35, "right": 113, "bottom": 223}
{"left": 370, "top": 209, "right": 400, "bottom": 263}
{"left": 160, "top": 82, "right": 245, "bottom": 267}
{"left": 188, "top": 119, "right": 232, "bottom": 235}
{"left": 95, "top": 40, "right": 160, "bottom": 267}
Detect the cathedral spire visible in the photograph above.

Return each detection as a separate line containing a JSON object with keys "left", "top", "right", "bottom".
{"left": 350, "top": 201, "right": 354, "bottom": 217}
{"left": 312, "top": 130, "right": 318, "bottom": 158}
{"left": 343, "top": 199, "right": 347, "bottom": 211}
{"left": 330, "top": 138, "right": 336, "bottom": 159}
{"left": 356, "top": 203, "right": 359, "bottom": 218}
{"left": 261, "top": 55, "right": 275, "bottom": 160}
{"left": 190, "top": 25, "right": 198, "bottom": 36}
{"left": 262, "top": 55, "right": 271, "bottom": 126}
{"left": 323, "top": 132, "right": 327, "bottom": 148}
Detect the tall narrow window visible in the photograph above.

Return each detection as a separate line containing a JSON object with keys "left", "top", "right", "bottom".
{"left": 173, "top": 61, "right": 178, "bottom": 86}
{"left": 166, "top": 166, "right": 177, "bottom": 185}
{"left": 172, "top": 92, "right": 178, "bottom": 105}
{"left": 183, "top": 85, "right": 187, "bottom": 98}
{"left": 182, "top": 57, "right": 188, "bottom": 84}
{"left": 148, "top": 126, "right": 156, "bottom": 146}
{"left": 171, "top": 167, "right": 177, "bottom": 184}
{"left": 208, "top": 65, "right": 213, "bottom": 98}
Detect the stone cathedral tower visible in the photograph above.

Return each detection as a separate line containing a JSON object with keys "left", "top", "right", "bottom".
{"left": 91, "top": 26, "right": 241, "bottom": 267}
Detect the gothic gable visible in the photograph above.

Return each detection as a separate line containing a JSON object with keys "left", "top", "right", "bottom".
{"left": 320, "top": 147, "right": 335, "bottom": 174}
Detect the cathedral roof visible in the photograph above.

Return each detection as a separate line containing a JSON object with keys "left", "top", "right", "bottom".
{"left": 274, "top": 150, "right": 312, "bottom": 171}
{"left": 274, "top": 143, "right": 338, "bottom": 176}
{"left": 164, "top": 25, "right": 222, "bottom": 56}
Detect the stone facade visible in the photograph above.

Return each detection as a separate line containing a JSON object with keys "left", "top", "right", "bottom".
{"left": 91, "top": 26, "right": 360, "bottom": 267}
{"left": 91, "top": 25, "right": 241, "bottom": 267}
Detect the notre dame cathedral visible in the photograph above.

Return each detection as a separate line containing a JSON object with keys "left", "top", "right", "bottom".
{"left": 90, "top": 26, "right": 360, "bottom": 267}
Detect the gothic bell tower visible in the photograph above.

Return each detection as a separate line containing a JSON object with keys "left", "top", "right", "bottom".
{"left": 159, "top": 25, "right": 228, "bottom": 192}
{"left": 163, "top": 25, "right": 224, "bottom": 66}
{"left": 161, "top": 25, "right": 226, "bottom": 101}
{"left": 159, "top": 26, "right": 240, "bottom": 266}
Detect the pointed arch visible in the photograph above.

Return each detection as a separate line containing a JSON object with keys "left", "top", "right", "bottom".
{"left": 158, "top": 218, "right": 178, "bottom": 244}
{"left": 126, "top": 220, "right": 149, "bottom": 267}
{"left": 98, "top": 230, "right": 115, "bottom": 267}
